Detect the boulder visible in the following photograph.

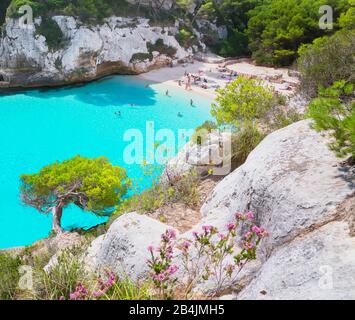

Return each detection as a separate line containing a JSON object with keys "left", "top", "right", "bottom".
{"left": 238, "top": 218, "right": 355, "bottom": 300}
{"left": 201, "top": 120, "right": 354, "bottom": 259}
{"left": 160, "top": 131, "right": 231, "bottom": 183}
{"left": 84, "top": 212, "right": 178, "bottom": 281}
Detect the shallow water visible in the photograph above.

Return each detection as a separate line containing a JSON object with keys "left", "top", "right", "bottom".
{"left": 0, "top": 76, "right": 212, "bottom": 249}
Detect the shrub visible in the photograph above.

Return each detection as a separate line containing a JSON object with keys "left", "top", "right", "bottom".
{"left": 130, "top": 52, "right": 153, "bottom": 63}
{"left": 247, "top": 0, "right": 351, "bottom": 66}
{"left": 307, "top": 80, "right": 355, "bottom": 158}
{"left": 0, "top": 252, "right": 21, "bottom": 300}
{"left": 298, "top": 30, "right": 355, "bottom": 97}
{"left": 176, "top": 28, "right": 197, "bottom": 49}
{"left": 265, "top": 106, "right": 304, "bottom": 132}
{"left": 212, "top": 76, "right": 274, "bottom": 127}
{"left": 66, "top": 271, "right": 152, "bottom": 300}
{"left": 231, "top": 123, "right": 265, "bottom": 169}
{"left": 111, "top": 166, "right": 201, "bottom": 220}
{"left": 147, "top": 39, "right": 177, "bottom": 58}
{"left": 36, "top": 17, "right": 65, "bottom": 51}
{"left": 147, "top": 229, "right": 178, "bottom": 300}
{"left": 147, "top": 212, "right": 268, "bottom": 299}
{"left": 36, "top": 246, "right": 85, "bottom": 300}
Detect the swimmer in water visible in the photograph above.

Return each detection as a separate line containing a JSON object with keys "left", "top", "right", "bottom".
{"left": 190, "top": 99, "right": 194, "bottom": 106}
{"left": 166, "top": 90, "right": 169, "bottom": 96}
{"left": 178, "top": 112, "right": 183, "bottom": 118}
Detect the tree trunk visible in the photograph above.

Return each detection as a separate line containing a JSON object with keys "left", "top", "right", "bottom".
{"left": 52, "top": 206, "right": 64, "bottom": 234}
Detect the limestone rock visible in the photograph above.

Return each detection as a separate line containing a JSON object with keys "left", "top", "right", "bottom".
{"left": 84, "top": 212, "right": 178, "bottom": 281}
{"left": 201, "top": 120, "right": 354, "bottom": 258}
{"left": 0, "top": 16, "right": 194, "bottom": 87}
{"left": 237, "top": 219, "right": 355, "bottom": 300}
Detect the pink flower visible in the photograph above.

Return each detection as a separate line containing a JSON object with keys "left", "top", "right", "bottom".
{"left": 69, "top": 292, "right": 80, "bottom": 300}
{"left": 154, "top": 273, "right": 166, "bottom": 283}
{"left": 243, "top": 241, "right": 255, "bottom": 250}
{"left": 147, "top": 245, "right": 154, "bottom": 253}
{"left": 106, "top": 273, "right": 116, "bottom": 287}
{"left": 246, "top": 211, "right": 254, "bottom": 221}
{"left": 167, "top": 265, "right": 179, "bottom": 275}
{"left": 59, "top": 296, "right": 65, "bottom": 300}
{"left": 251, "top": 225, "right": 261, "bottom": 234}
{"left": 183, "top": 241, "right": 191, "bottom": 249}
{"left": 202, "top": 225, "right": 213, "bottom": 233}
{"left": 218, "top": 233, "right": 226, "bottom": 240}
{"left": 167, "top": 229, "right": 177, "bottom": 239}
{"left": 192, "top": 231, "right": 199, "bottom": 238}
{"left": 226, "top": 222, "right": 236, "bottom": 231}
{"left": 92, "top": 290, "right": 104, "bottom": 298}
{"left": 235, "top": 212, "right": 244, "bottom": 220}
{"left": 244, "top": 231, "right": 253, "bottom": 240}
{"left": 251, "top": 225, "right": 267, "bottom": 237}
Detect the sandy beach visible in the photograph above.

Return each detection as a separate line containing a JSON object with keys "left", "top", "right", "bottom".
{"left": 138, "top": 57, "right": 300, "bottom": 101}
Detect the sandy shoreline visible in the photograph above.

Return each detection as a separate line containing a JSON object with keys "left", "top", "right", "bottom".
{"left": 138, "top": 61, "right": 220, "bottom": 100}
{"left": 138, "top": 58, "right": 299, "bottom": 101}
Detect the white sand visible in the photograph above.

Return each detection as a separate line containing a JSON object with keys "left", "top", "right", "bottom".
{"left": 138, "top": 58, "right": 299, "bottom": 101}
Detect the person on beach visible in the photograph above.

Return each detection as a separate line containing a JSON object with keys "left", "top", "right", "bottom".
{"left": 185, "top": 74, "right": 192, "bottom": 91}
{"left": 166, "top": 90, "right": 169, "bottom": 96}
{"left": 190, "top": 99, "right": 193, "bottom": 106}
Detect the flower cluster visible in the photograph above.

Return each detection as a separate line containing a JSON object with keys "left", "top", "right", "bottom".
{"left": 92, "top": 271, "right": 116, "bottom": 298}
{"left": 68, "top": 283, "right": 89, "bottom": 300}
{"left": 148, "top": 211, "right": 268, "bottom": 298}
{"left": 63, "top": 271, "right": 117, "bottom": 300}
{"left": 147, "top": 229, "right": 179, "bottom": 299}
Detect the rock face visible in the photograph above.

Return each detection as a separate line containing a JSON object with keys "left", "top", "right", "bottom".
{"left": 83, "top": 120, "right": 354, "bottom": 299}
{"left": 84, "top": 212, "right": 178, "bottom": 281}
{"left": 0, "top": 16, "right": 199, "bottom": 88}
{"left": 201, "top": 120, "right": 354, "bottom": 259}
{"left": 200, "top": 120, "right": 354, "bottom": 299}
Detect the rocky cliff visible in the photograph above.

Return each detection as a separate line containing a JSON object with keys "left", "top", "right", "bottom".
{"left": 82, "top": 120, "right": 354, "bottom": 299}
{"left": 0, "top": 14, "right": 209, "bottom": 88}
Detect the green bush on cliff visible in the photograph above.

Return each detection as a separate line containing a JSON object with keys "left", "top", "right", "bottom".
{"left": 247, "top": 0, "right": 352, "bottom": 66}
{"left": 36, "top": 17, "right": 64, "bottom": 50}
{"left": 211, "top": 76, "right": 274, "bottom": 128}
{"left": 298, "top": 29, "right": 355, "bottom": 97}
{"left": 307, "top": 80, "right": 355, "bottom": 159}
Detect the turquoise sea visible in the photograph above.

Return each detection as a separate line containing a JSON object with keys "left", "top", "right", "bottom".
{"left": 0, "top": 76, "right": 212, "bottom": 249}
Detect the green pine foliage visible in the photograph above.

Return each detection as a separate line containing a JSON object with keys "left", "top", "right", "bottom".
{"left": 211, "top": 76, "right": 274, "bottom": 127}
{"left": 20, "top": 156, "right": 130, "bottom": 230}
{"left": 247, "top": 0, "right": 352, "bottom": 66}
{"left": 307, "top": 81, "right": 355, "bottom": 158}
{"left": 298, "top": 29, "right": 355, "bottom": 97}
